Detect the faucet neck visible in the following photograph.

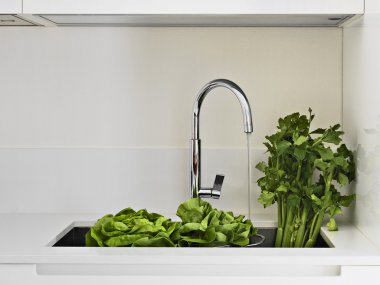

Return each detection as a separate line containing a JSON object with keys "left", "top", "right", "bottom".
{"left": 191, "top": 79, "right": 253, "bottom": 140}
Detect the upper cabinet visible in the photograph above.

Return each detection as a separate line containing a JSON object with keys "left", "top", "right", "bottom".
{"left": 0, "top": 0, "right": 22, "bottom": 14}
{"left": 0, "top": 0, "right": 21, "bottom": 13}
{"left": 13, "top": 0, "right": 367, "bottom": 27}
{"left": 0, "top": 0, "right": 36, "bottom": 26}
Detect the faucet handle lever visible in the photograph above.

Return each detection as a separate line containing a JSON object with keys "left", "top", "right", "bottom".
{"left": 198, "top": 175, "right": 224, "bottom": 199}
{"left": 211, "top": 174, "right": 224, "bottom": 199}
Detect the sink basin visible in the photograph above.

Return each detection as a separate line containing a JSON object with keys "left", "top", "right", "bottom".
{"left": 52, "top": 227, "right": 331, "bottom": 248}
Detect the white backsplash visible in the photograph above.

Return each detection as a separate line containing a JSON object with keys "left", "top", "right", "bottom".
{"left": 0, "top": 27, "right": 343, "bottom": 215}
{"left": 0, "top": 148, "right": 273, "bottom": 216}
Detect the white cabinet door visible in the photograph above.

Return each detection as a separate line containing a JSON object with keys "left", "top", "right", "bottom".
{"left": 23, "top": 0, "right": 364, "bottom": 15}
{"left": 0, "top": 264, "right": 379, "bottom": 285}
{"left": 0, "top": 0, "right": 22, "bottom": 13}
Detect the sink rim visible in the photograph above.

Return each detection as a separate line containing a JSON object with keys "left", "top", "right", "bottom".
{"left": 48, "top": 221, "right": 333, "bottom": 248}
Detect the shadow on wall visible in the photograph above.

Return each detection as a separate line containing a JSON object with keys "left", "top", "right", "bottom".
{"left": 348, "top": 115, "right": 380, "bottom": 239}
{"left": 355, "top": 116, "right": 380, "bottom": 219}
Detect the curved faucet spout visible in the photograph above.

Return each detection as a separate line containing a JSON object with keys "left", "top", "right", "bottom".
{"left": 190, "top": 79, "right": 253, "bottom": 198}
{"left": 192, "top": 79, "right": 253, "bottom": 140}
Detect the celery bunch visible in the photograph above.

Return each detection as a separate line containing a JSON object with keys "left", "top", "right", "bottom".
{"left": 256, "top": 109, "right": 355, "bottom": 247}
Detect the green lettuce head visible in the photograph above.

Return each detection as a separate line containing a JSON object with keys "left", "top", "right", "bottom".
{"left": 86, "top": 208, "right": 180, "bottom": 247}
{"left": 175, "top": 198, "right": 257, "bottom": 247}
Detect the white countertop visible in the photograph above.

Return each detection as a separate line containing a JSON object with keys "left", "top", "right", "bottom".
{"left": 0, "top": 213, "right": 379, "bottom": 266}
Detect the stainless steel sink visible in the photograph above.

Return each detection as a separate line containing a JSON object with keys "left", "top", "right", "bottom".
{"left": 52, "top": 227, "right": 331, "bottom": 248}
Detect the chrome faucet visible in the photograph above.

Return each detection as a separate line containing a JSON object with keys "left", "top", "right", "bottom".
{"left": 190, "top": 79, "right": 253, "bottom": 199}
